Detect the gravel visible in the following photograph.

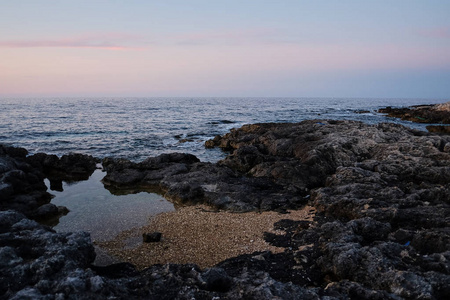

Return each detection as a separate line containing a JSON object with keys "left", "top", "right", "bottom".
{"left": 98, "top": 205, "right": 315, "bottom": 269}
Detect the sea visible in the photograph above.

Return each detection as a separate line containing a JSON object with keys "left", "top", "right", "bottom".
{"left": 1, "top": 97, "right": 445, "bottom": 245}
{"left": 0, "top": 97, "right": 443, "bottom": 163}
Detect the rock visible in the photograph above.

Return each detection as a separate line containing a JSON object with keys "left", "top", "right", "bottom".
{"left": 26, "top": 152, "right": 98, "bottom": 183}
{"left": 426, "top": 125, "right": 450, "bottom": 134}
{"left": 201, "top": 267, "right": 233, "bottom": 292}
{"left": 2, "top": 118, "right": 450, "bottom": 299}
{"left": 0, "top": 144, "right": 28, "bottom": 158}
{"left": 1, "top": 149, "right": 52, "bottom": 219}
{"left": 0, "top": 145, "right": 99, "bottom": 222}
{"left": 0, "top": 210, "right": 96, "bottom": 299}
{"left": 32, "top": 203, "right": 59, "bottom": 220}
{"left": 378, "top": 102, "right": 450, "bottom": 124}
{"left": 143, "top": 232, "right": 162, "bottom": 243}
{"left": 90, "top": 262, "right": 139, "bottom": 279}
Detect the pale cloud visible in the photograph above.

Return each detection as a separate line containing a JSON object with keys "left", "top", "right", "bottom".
{"left": 170, "top": 28, "right": 293, "bottom": 46}
{"left": 0, "top": 33, "right": 147, "bottom": 50}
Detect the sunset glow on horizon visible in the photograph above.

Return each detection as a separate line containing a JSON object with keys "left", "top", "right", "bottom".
{"left": 1, "top": 1, "right": 449, "bottom": 98}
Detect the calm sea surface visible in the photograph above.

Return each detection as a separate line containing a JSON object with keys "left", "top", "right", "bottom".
{"left": 0, "top": 97, "right": 443, "bottom": 163}
{"left": 1, "top": 97, "right": 443, "bottom": 242}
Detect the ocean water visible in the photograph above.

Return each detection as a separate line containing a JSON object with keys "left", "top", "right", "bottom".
{"left": 0, "top": 97, "right": 442, "bottom": 163}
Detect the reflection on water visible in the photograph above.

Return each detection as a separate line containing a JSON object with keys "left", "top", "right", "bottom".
{"left": 45, "top": 169, "right": 175, "bottom": 242}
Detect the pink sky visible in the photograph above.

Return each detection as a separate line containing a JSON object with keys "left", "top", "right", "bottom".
{"left": 1, "top": 1, "right": 449, "bottom": 98}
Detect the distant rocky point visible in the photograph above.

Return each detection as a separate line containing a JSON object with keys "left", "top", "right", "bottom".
{"left": 378, "top": 101, "right": 450, "bottom": 125}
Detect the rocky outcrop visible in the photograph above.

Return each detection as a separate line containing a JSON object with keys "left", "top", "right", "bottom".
{"left": 0, "top": 145, "right": 97, "bottom": 221}
{"left": 0, "top": 145, "right": 54, "bottom": 220}
{"left": 206, "top": 120, "right": 450, "bottom": 299}
{"left": 378, "top": 102, "right": 450, "bottom": 124}
{"left": 2, "top": 119, "right": 450, "bottom": 299}
{"left": 26, "top": 152, "right": 98, "bottom": 191}
{"left": 0, "top": 210, "right": 97, "bottom": 299}
{"left": 102, "top": 152, "right": 303, "bottom": 212}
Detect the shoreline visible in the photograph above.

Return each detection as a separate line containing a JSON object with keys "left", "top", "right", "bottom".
{"left": 1, "top": 115, "right": 450, "bottom": 299}
{"left": 98, "top": 204, "right": 315, "bottom": 269}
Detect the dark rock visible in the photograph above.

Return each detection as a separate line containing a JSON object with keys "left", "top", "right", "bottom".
{"left": 426, "top": 125, "right": 450, "bottom": 134}
{"left": 2, "top": 117, "right": 450, "bottom": 299}
{"left": 143, "top": 232, "right": 162, "bottom": 243}
{"left": 0, "top": 144, "right": 28, "bottom": 158}
{"left": 0, "top": 210, "right": 96, "bottom": 299}
{"left": 201, "top": 267, "right": 233, "bottom": 292}
{"left": 27, "top": 152, "right": 97, "bottom": 182}
{"left": 378, "top": 102, "right": 450, "bottom": 124}
{"left": 90, "top": 262, "right": 139, "bottom": 279}
{"left": 32, "top": 203, "right": 59, "bottom": 220}
{"left": 48, "top": 178, "right": 63, "bottom": 191}
{"left": 1, "top": 150, "right": 52, "bottom": 219}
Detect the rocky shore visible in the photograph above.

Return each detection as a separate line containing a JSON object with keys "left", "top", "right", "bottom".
{"left": 1, "top": 119, "right": 450, "bottom": 299}
{"left": 378, "top": 101, "right": 450, "bottom": 134}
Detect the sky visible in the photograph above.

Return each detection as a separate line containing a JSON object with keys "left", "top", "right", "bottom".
{"left": 1, "top": 0, "right": 449, "bottom": 98}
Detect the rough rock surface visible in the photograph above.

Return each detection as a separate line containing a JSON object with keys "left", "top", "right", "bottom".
{"left": 378, "top": 102, "right": 450, "bottom": 124}
{"left": 1, "top": 145, "right": 54, "bottom": 220}
{"left": 2, "top": 119, "right": 450, "bottom": 299}
{"left": 26, "top": 152, "right": 98, "bottom": 191}
{"left": 102, "top": 152, "right": 302, "bottom": 212}
{"left": 0, "top": 145, "right": 97, "bottom": 221}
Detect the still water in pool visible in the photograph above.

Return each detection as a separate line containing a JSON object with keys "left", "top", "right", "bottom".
{"left": 45, "top": 169, "right": 175, "bottom": 242}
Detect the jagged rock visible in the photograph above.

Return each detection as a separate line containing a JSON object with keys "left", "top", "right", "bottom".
{"left": 379, "top": 102, "right": 450, "bottom": 124}
{"left": 426, "top": 125, "right": 450, "bottom": 134}
{"left": 103, "top": 153, "right": 302, "bottom": 211}
{"left": 26, "top": 152, "right": 98, "bottom": 182}
{"left": 0, "top": 210, "right": 96, "bottom": 299}
{"left": 0, "top": 146, "right": 98, "bottom": 221}
{"left": 201, "top": 267, "right": 233, "bottom": 292}
{"left": 1, "top": 147, "right": 51, "bottom": 219}
{"left": 2, "top": 117, "right": 450, "bottom": 299}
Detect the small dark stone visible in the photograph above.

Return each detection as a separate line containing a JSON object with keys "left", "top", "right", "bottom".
{"left": 143, "top": 232, "right": 162, "bottom": 243}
